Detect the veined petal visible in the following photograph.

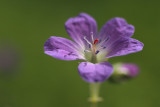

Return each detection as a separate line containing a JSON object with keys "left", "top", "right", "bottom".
{"left": 78, "top": 61, "right": 113, "bottom": 83}
{"left": 44, "top": 36, "right": 84, "bottom": 60}
{"left": 65, "top": 13, "right": 97, "bottom": 45}
{"left": 99, "top": 17, "right": 135, "bottom": 45}
{"left": 107, "top": 38, "right": 144, "bottom": 58}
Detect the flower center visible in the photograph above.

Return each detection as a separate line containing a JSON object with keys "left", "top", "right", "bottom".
{"left": 83, "top": 32, "right": 109, "bottom": 63}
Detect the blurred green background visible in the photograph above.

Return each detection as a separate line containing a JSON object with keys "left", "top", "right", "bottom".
{"left": 0, "top": 0, "right": 159, "bottom": 107}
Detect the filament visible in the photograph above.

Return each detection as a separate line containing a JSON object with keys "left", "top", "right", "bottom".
{"left": 84, "top": 36, "right": 93, "bottom": 49}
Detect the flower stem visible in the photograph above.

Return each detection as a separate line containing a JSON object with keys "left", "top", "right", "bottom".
{"left": 91, "top": 102, "right": 97, "bottom": 107}
{"left": 89, "top": 83, "right": 102, "bottom": 107}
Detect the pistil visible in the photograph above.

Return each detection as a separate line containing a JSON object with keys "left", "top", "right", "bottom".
{"left": 93, "top": 39, "right": 99, "bottom": 54}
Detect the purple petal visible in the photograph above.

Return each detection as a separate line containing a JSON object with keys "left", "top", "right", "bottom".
{"left": 99, "top": 17, "right": 135, "bottom": 45}
{"left": 44, "top": 36, "right": 84, "bottom": 60}
{"left": 107, "top": 38, "right": 144, "bottom": 58}
{"left": 65, "top": 13, "right": 97, "bottom": 44}
{"left": 78, "top": 61, "right": 113, "bottom": 83}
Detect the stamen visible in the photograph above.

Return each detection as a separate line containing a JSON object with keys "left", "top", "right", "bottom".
{"left": 84, "top": 50, "right": 91, "bottom": 53}
{"left": 98, "top": 39, "right": 102, "bottom": 43}
{"left": 91, "top": 32, "right": 94, "bottom": 42}
{"left": 96, "top": 46, "right": 106, "bottom": 51}
{"left": 95, "top": 37, "right": 110, "bottom": 49}
{"left": 101, "top": 46, "right": 106, "bottom": 49}
{"left": 95, "top": 46, "right": 106, "bottom": 55}
{"left": 84, "top": 36, "right": 93, "bottom": 49}
{"left": 104, "top": 37, "right": 110, "bottom": 42}
{"left": 95, "top": 50, "right": 100, "bottom": 54}
{"left": 99, "top": 37, "right": 110, "bottom": 45}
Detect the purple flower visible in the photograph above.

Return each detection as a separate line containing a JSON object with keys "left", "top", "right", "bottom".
{"left": 109, "top": 63, "right": 139, "bottom": 83}
{"left": 44, "top": 13, "right": 143, "bottom": 83}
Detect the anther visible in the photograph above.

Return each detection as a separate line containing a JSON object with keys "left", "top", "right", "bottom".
{"left": 98, "top": 46, "right": 106, "bottom": 50}
{"left": 98, "top": 39, "right": 102, "bottom": 43}
{"left": 102, "top": 46, "right": 106, "bottom": 49}
{"left": 95, "top": 50, "right": 100, "bottom": 54}
{"left": 105, "top": 37, "right": 110, "bottom": 42}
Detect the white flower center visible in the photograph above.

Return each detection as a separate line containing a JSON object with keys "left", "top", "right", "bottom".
{"left": 83, "top": 32, "right": 109, "bottom": 63}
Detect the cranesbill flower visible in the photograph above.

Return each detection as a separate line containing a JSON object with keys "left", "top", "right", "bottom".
{"left": 109, "top": 63, "right": 139, "bottom": 83}
{"left": 44, "top": 13, "right": 143, "bottom": 83}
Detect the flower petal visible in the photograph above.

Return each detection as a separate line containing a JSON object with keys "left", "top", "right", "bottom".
{"left": 107, "top": 38, "right": 144, "bottom": 58}
{"left": 65, "top": 13, "right": 97, "bottom": 45}
{"left": 78, "top": 61, "right": 113, "bottom": 83}
{"left": 99, "top": 17, "right": 135, "bottom": 45}
{"left": 44, "top": 36, "right": 84, "bottom": 60}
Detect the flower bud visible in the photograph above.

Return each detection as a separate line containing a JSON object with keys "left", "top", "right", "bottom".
{"left": 109, "top": 63, "right": 139, "bottom": 83}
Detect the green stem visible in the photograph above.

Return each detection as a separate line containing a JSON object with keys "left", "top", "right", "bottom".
{"left": 91, "top": 102, "right": 97, "bottom": 107}
{"left": 91, "top": 53, "right": 97, "bottom": 63}
{"left": 89, "top": 83, "right": 102, "bottom": 107}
